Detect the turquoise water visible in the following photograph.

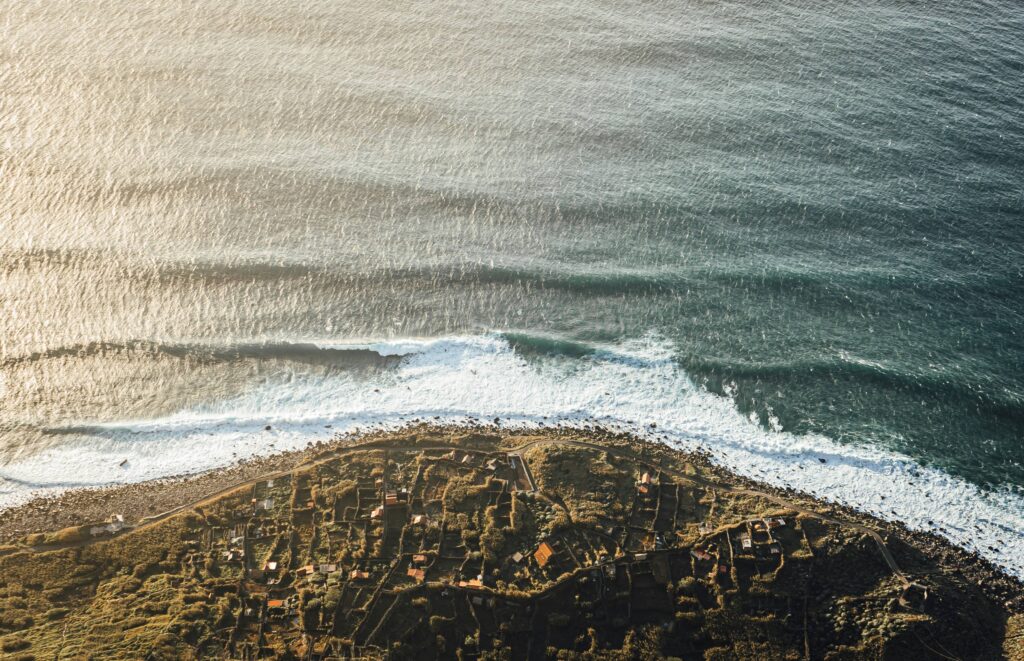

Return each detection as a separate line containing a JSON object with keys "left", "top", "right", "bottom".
{"left": 1, "top": 1, "right": 1022, "bottom": 568}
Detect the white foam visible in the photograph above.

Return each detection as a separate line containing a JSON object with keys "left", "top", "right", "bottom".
{"left": 1, "top": 333, "right": 1021, "bottom": 577}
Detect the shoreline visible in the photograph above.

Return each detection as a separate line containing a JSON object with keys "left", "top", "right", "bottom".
{"left": 0, "top": 437, "right": 349, "bottom": 546}
{"left": 3, "top": 423, "right": 1022, "bottom": 611}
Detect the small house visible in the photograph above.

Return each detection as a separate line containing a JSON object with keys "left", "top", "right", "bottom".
{"left": 534, "top": 542, "right": 555, "bottom": 568}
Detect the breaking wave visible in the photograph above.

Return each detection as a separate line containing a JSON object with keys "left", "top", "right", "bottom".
{"left": 1, "top": 332, "right": 1021, "bottom": 577}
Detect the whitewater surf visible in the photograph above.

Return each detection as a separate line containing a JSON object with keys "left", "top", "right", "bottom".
{"left": 2, "top": 333, "right": 1021, "bottom": 578}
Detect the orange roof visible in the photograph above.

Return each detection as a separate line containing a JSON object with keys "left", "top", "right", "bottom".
{"left": 349, "top": 570, "right": 369, "bottom": 580}
{"left": 406, "top": 568, "right": 425, "bottom": 581}
{"left": 412, "top": 554, "right": 427, "bottom": 563}
{"left": 267, "top": 599, "right": 286, "bottom": 608}
{"left": 534, "top": 542, "right": 555, "bottom": 567}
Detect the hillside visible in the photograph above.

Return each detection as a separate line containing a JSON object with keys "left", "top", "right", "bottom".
{"left": 0, "top": 427, "right": 1021, "bottom": 659}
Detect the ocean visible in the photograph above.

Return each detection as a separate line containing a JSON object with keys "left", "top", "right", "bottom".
{"left": 1, "top": 1, "right": 1022, "bottom": 573}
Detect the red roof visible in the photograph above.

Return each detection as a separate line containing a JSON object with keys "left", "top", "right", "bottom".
{"left": 534, "top": 542, "right": 555, "bottom": 567}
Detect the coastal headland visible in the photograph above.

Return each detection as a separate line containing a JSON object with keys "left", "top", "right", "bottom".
{"left": 0, "top": 425, "right": 1021, "bottom": 659}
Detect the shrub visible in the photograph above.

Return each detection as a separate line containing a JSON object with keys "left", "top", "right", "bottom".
{"left": 120, "top": 617, "right": 149, "bottom": 630}
{"left": 177, "top": 604, "right": 207, "bottom": 621}
{"left": 2, "top": 638, "right": 30, "bottom": 652}
{"left": 46, "top": 526, "right": 88, "bottom": 545}
{"left": 480, "top": 527, "right": 505, "bottom": 564}
{"left": 44, "top": 607, "right": 70, "bottom": 620}
{"left": 301, "top": 598, "right": 321, "bottom": 631}
{"left": 323, "top": 586, "right": 342, "bottom": 613}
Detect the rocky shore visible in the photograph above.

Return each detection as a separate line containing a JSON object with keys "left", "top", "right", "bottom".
{"left": 0, "top": 440, "right": 340, "bottom": 545}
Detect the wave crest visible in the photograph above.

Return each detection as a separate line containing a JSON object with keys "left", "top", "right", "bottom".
{"left": 0, "top": 332, "right": 1021, "bottom": 578}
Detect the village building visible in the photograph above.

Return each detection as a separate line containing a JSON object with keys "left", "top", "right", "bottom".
{"left": 534, "top": 542, "right": 555, "bottom": 568}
